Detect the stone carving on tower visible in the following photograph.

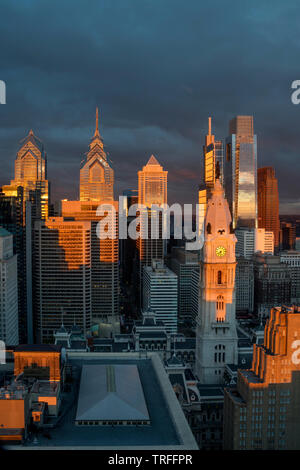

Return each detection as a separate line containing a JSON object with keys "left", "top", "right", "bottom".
{"left": 195, "top": 178, "right": 238, "bottom": 384}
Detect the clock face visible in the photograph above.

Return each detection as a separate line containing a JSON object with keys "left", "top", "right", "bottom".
{"left": 216, "top": 246, "right": 226, "bottom": 257}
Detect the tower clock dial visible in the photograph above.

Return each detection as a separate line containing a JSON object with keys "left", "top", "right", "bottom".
{"left": 216, "top": 246, "right": 226, "bottom": 257}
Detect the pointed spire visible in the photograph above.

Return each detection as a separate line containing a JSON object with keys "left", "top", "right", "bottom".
{"left": 94, "top": 107, "right": 100, "bottom": 138}
{"left": 208, "top": 117, "right": 211, "bottom": 136}
{"left": 29, "top": 129, "right": 34, "bottom": 136}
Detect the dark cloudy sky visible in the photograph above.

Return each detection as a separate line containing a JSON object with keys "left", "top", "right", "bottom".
{"left": 0, "top": 0, "right": 300, "bottom": 213}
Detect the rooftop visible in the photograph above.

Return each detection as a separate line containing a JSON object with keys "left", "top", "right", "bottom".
{"left": 6, "top": 353, "right": 197, "bottom": 450}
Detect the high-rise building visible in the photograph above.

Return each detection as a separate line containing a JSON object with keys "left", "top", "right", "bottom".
{"left": 0, "top": 188, "right": 27, "bottom": 341}
{"left": 195, "top": 179, "right": 238, "bottom": 384}
{"left": 280, "top": 251, "right": 300, "bottom": 303}
{"left": 167, "top": 247, "right": 199, "bottom": 322}
{"left": 137, "top": 156, "right": 167, "bottom": 305}
{"left": 235, "top": 257, "right": 254, "bottom": 315}
{"left": 0, "top": 228, "right": 19, "bottom": 345}
{"left": 235, "top": 227, "right": 274, "bottom": 259}
{"left": 224, "top": 116, "right": 257, "bottom": 229}
{"left": 1, "top": 130, "right": 49, "bottom": 343}
{"left": 80, "top": 108, "right": 114, "bottom": 202}
{"left": 2, "top": 129, "right": 49, "bottom": 220}
{"left": 199, "top": 118, "right": 224, "bottom": 232}
{"left": 224, "top": 305, "right": 300, "bottom": 450}
{"left": 138, "top": 155, "right": 167, "bottom": 208}
{"left": 280, "top": 222, "right": 296, "bottom": 251}
{"left": 33, "top": 217, "right": 92, "bottom": 343}
{"left": 254, "top": 253, "right": 291, "bottom": 317}
{"left": 60, "top": 110, "right": 119, "bottom": 336}
{"left": 143, "top": 259, "right": 178, "bottom": 334}
{"left": 61, "top": 200, "right": 119, "bottom": 334}
{"left": 257, "top": 167, "right": 280, "bottom": 250}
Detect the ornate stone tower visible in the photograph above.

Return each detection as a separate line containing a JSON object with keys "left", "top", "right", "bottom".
{"left": 196, "top": 178, "right": 238, "bottom": 384}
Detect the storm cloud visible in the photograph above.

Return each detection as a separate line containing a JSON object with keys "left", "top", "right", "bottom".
{"left": 0, "top": 0, "right": 299, "bottom": 211}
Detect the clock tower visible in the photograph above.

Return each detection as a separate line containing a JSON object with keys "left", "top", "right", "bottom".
{"left": 195, "top": 178, "right": 238, "bottom": 384}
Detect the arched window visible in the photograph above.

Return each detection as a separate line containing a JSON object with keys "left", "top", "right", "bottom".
{"left": 207, "top": 223, "right": 211, "bottom": 234}
{"left": 214, "top": 344, "right": 226, "bottom": 363}
{"left": 216, "top": 295, "right": 225, "bottom": 321}
{"left": 217, "top": 271, "right": 222, "bottom": 284}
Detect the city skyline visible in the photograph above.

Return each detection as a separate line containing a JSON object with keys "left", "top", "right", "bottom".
{"left": 0, "top": 1, "right": 300, "bottom": 213}
{"left": 0, "top": 110, "right": 298, "bottom": 216}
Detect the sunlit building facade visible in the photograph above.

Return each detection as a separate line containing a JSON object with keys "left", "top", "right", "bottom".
{"left": 196, "top": 179, "right": 238, "bottom": 384}
{"left": 80, "top": 108, "right": 114, "bottom": 202}
{"left": 224, "top": 116, "right": 257, "bottom": 229}
{"left": 138, "top": 155, "right": 167, "bottom": 207}
{"left": 199, "top": 118, "right": 224, "bottom": 234}
{"left": 2, "top": 129, "right": 49, "bottom": 220}
{"left": 257, "top": 167, "right": 280, "bottom": 250}
{"left": 33, "top": 217, "right": 92, "bottom": 343}
{"left": 224, "top": 305, "right": 300, "bottom": 450}
{"left": 137, "top": 156, "right": 167, "bottom": 305}
{"left": 61, "top": 200, "right": 119, "bottom": 335}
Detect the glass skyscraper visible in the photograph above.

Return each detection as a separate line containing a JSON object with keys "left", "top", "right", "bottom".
{"left": 224, "top": 116, "right": 257, "bottom": 229}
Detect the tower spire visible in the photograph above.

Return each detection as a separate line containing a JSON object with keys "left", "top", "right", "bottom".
{"left": 208, "top": 117, "right": 211, "bottom": 136}
{"left": 94, "top": 107, "right": 100, "bottom": 138}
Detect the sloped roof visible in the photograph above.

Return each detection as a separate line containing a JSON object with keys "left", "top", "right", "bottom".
{"left": 76, "top": 364, "right": 149, "bottom": 422}
{"left": 146, "top": 154, "right": 160, "bottom": 166}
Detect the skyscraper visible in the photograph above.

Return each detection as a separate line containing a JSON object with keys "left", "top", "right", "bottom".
{"left": 257, "top": 167, "right": 280, "bottom": 250}
{"left": 138, "top": 155, "right": 167, "bottom": 207}
{"left": 61, "top": 110, "right": 119, "bottom": 336}
{"left": 1, "top": 130, "right": 49, "bottom": 342}
{"left": 0, "top": 228, "right": 19, "bottom": 345}
{"left": 224, "top": 305, "right": 300, "bottom": 450}
{"left": 61, "top": 200, "right": 119, "bottom": 334}
{"left": 195, "top": 179, "right": 238, "bottom": 384}
{"left": 136, "top": 156, "right": 167, "bottom": 305}
{"left": 80, "top": 108, "right": 114, "bottom": 202}
{"left": 143, "top": 259, "right": 178, "bottom": 334}
{"left": 2, "top": 129, "right": 50, "bottom": 220}
{"left": 33, "top": 217, "right": 92, "bottom": 343}
{"left": 280, "top": 222, "right": 296, "bottom": 251}
{"left": 224, "top": 116, "right": 257, "bottom": 229}
{"left": 198, "top": 118, "right": 224, "bottom": 237}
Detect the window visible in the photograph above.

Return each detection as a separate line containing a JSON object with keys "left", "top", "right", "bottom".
{"left": 217, "top": 271, "right": 222, "bottom": 284}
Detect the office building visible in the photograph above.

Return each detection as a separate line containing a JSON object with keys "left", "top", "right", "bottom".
{"left": 143, "top": 260, "right": 178, "bottom": 334}
{"left": 224, "top": 305, "right": 300, "bottom": 450}
{"left": 137, "top": 156, "right": 167, "bottom": 304}
{"left": 33, "top": 217, "right": 92, "bottom": 343}
{"left": 280, "top": 251, "right": 300, "bottom": 303}
{"left": 235, "top": 257, "right": 254, "bottom": 315}
{"left": 224, "top": 116, "right": 257, "bottom": 229}
{"left": 254, "top": 253, "right": 291, "bottom": 317}
{"left": 199, "top": 118, "right": 224, "bottom": 233}
{"left": 195, "top": 179, "right": 238, "bottom": 384}
{"left": 2, "top": 129, "right": 49, "bottom": 220}
{"left": 235, "top": 227, "right": 274, "bottom": 259}
{"left": 257, "top": 167, "right": 280, "bottom": 250}
{"left": 280, "top": 222, "right": 296, "bottom": 251}
{"left": 168, "top": 247, "right": 199, "bottom": 322}
{"left": 0, "top": 228, "right": 18, "bottom": 345}
{"left": 61, "top": 200, "right": 119, "bottom": 335}
{"left": 80, "top": 108, "right": 114, "bottom": 202}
